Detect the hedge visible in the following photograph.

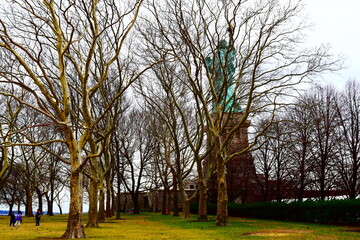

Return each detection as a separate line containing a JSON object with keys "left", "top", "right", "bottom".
{"left": 190, "top": 199, "right": 360, "bottom": 225}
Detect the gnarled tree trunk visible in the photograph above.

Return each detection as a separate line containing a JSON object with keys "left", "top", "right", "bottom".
{"left": 172, "top": 170, "right": 179, "bottom": 217}
{"left": 105, "top": 177, "right": 113, "bottom": 217}
{"left": 97, "top": 180, "right": 106, "bottom": 222}
{"left": 86, "top": 177, "right": 99, "bottom": 228}
{"left": 216, "top": 157, "right": 229, "bottom": 226}
{"left": 61, "top": 169, "right": 86, "bottom": 238}
{"left": 197, "top": 180, "right": 208, "bottom": 222}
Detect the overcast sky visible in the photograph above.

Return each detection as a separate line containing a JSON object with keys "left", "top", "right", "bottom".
{"left": 304, "top": 0, "right": 360, "bottom": 89}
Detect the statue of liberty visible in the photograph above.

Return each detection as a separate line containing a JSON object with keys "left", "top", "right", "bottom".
{"left": 205, "top": 39, "right": 242, "bottom": 113}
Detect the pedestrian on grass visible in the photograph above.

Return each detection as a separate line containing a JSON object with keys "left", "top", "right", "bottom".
{"left": 15, "top": 211, "right": 22, "bottom": 227}
{"left": 9, "top": 212, "right": 16, "bottom": 227}
{"left": 35, "top": 209, "right": 41, "bottom": 226}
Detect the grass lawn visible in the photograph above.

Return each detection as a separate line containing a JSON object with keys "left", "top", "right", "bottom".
{"left": 0, "top": 212, "right": 359, "bottom": 239}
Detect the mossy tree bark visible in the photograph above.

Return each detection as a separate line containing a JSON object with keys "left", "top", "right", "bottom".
{"left": 106, "top": 179, "right": 113, "bottom": 218}
{"left": 182, "top": 200, "right": 190, "bottom": 219}
{"left": 97, "top": 179, "right": 106, "bottom": 222}
{"left": 61, "top": 168, "right": 86, "bottom": 238}
{"left": 114, "top": 137, "right": 122, "bottom": 220}
{"left": 86, "top": 177, "right": 99, "bottom": 228}
{"left": 132, "top": 193, "right": 140, "bottom": 214}
{"left": 215, "top": 156, "right": 229, "bottom": 226}
{"left": 197, "top": 180, "right": 208, "bottom": 222}
{"left": 171, "top": 169, "right": 180, "bottom": 217}
{"left": 161, "top": 187, "right": 168, "bottom": 215}
{"left": 25, "top": 191, "right": 34, "bottom": 217}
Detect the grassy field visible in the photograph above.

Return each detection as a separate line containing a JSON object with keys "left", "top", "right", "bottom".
{"left": 0, "top": 212, "right": 359, "bottom": 239}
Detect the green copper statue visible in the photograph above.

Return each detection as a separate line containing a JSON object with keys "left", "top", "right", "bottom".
{"left": 206, "top": 40, "right": 242, "bottom": 113}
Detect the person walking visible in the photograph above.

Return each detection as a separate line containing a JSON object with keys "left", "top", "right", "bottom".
{"left": 35, "top": 209, "right": 41, "bottom": 226}
{"left": 14, "top": 211, "right": 22, "bottom": 227}
{"left": 9, "top": 212, "right": 16, "bottom": 227}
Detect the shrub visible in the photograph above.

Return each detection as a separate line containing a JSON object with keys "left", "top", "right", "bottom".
{"left": 190, "top": 199, "right": 360, "bottom": 225}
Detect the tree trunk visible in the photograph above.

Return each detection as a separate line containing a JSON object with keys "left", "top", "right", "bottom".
{"left": 263, "top": 175, "right": 269, "bottom": 202}
{"left": 122, "top": 193, "right": 128, "bottom": 214}
{"left": 105, "top": 178, "right": 112, "bottom": 218}
{"left": 132, "top": 194, "right": 140, "bottom": 214}
{"left": 349, "top": 162, "right": 358, "bottom": 199}
{"left": 161, "top": 188, "right": 167, "bottom": 215}
{"left": 86, "top": 178, "right": 99, "bottom": 228}
{"left": 320, "top": 157, "right": 326, "bottom": 201}
{"left": 182, "top": 200, "right": 190, "bottom": 219}
{"left": 154, "top": 190, "right": 159, "bottom": 212}
{"left": 197, "top": 181, "right": 208, "bottom": 222}
{"left": 111, "top": 186, "right": 116, "bottom": 216}
{"left": 56, "top": 199, "right": 63, "bottom": 215}
{"left": 115, "top": 192, "right": 121, "bottom": 219}
{"left": 172, "top": 171, "right": 179, "bottom": 217}
{"left": 276, "top": 179, "right": 282, "bottom": 202}
{"left": 115, "top": 155, "right": 121, "bottom": 219}
{"left": 97, "top": 181, "right": 106, "bottom": 222}
{"left": 8, "top": 204, "right": 13, "bottom": 216}
{"left": 61, "top": 170, "right": 86, "bottom": 238}
{"left": 48, "top": 168, "right": 55, "bottom": 216}
{"left": 25, "top": 192, "right": 33, "bottom": 217}
{"left": 17, "top": 199, "right": 21, "bottom": 212}
{"left": 115, "top": 180, "right": 121, "bottom": 219}
{"left": 167, "top": 188, "right": 171, "bottom": 215}
{"left": 49, "top": 190, "right": 54, "bottom": 216}
{"left": 216, "top": 159, "right": 229, "bottom": 226}
{"left": 45, "top": 194, "right": 54, "bottom": 216}
{"left": 36, "top": 189, "right": 43, "bottom": 213}
{"left": 298, "top": 158, "right": 305, "bottom": 201}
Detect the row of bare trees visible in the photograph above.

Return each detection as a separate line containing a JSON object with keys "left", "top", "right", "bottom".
{"left": 2, "top": 79, "right": 359, "bottom": 219}
{"left": 0, "top": 100, "right": 70, "bottom": 216}
{"left": 254, "top": 80, "right": 360, "bottom": 202}
{"left": 0, "top": 93, "right": 158, "bottom": 216}
{"left": 0, "top": 0, "right": 341, "bottom": 238}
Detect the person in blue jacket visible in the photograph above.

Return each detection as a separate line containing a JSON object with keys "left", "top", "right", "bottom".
{"left": 15, "top": 211, "right": 22, "bottom": 227}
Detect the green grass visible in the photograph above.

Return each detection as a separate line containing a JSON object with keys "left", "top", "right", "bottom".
{"left": 0, "top": 212, "right": 359, "bottom": 239}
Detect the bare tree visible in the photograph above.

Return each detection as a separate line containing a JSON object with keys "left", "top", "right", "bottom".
{"left": 335, "top": 79, "right": 360, "bottom": 199}
{"left": 286, "top": 97, "right": 314, "bottom": 201}
{"left": 118, "top": 109, "right": 155, "bottom": 214}
{"left": 253, "top": 117, "right": 293, "bottom": 202}
{"left": 134, "top": 63, "right": 208, "bottom": 219}
{"left": 306, "top": 85, "right": 340, "bottom": 200}
{"left": 112, "top": 133, "right": 125, "bottom": 219}
{"left": 0, "top": 93, "right": 22, "bottom": 184}
{"left": 139, "top": 0, "right": 339, "bottom": 226}
{"left": 0, "top": 167, "right": 24, "bottom": 215}
{"left": 44, "top": 148, "right": 67, "bottom": 216}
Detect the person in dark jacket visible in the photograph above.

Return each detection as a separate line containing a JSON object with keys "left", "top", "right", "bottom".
{"left": 9, "top": 212, "right": 16, "bottom": 227}
{"left": 35, "top": 209, "right": 41, "bottom": 226}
